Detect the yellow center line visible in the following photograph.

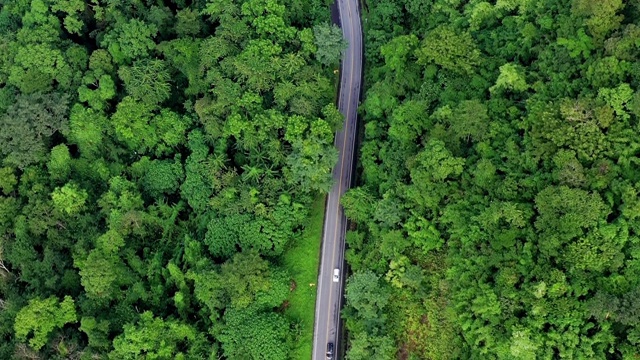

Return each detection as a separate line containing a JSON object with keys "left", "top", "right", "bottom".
{"left": 324, "top": 0, "right": 357, "bottom": 352}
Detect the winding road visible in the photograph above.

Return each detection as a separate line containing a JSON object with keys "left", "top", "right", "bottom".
{"left": 312, "top": 0, "right": 362, "bottom": 358}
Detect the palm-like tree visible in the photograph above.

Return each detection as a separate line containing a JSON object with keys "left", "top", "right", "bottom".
{"left": 241, "top": 164, "right": 263, "bottom": 183}
{"left": 246, "top": 146, "right": 269, "bottom": 168}
{"left": 209, "top": 152, "right": 227, "bottom": 171}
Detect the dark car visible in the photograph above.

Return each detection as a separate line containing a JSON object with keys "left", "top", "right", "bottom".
{"left": 326, "top": 342, "right": 334, "bottom": 360}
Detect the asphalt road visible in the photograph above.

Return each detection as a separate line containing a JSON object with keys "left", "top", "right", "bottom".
{"left": 312, "top": 0, "right": 362, "bottom": 358}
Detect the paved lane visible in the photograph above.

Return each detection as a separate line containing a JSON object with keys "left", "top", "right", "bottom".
{"left": 312, "top": 0, "right": 362, "bottom": 358}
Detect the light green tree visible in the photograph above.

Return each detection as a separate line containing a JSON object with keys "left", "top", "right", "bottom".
{"left": 380, "top": 34, "right": 419, "bottom": 75}
{"left": 509, "top": 328, "right": 540, "bottom": 360}
{"left": 76, "top": 250, "right": 121, "bottom": 299}
{"left": 48, "top": 144, "right": 72, "bottom": 182}
{"left": 111, "top": 96, "right": 157, "bottom": 153}
{"left": 110, "top": 311, "right": 202, "bottom": 360}
{"left": 51, "top": 182, "right": 88, "bottom": 215}
{"left": 68, "top": 104, "right": 108, "bottom": 158}
{"left": 490, "top": 63, "right": 528, "bottom": 94}
{"left": 415, "top": 25, "right": 481, "bottom": 74}
{"left": 77, "top": 74, "right": 116, "bottom": 111}
{"left": 14, "top": 296, "right": 77, "bottom": 350}
{"left": 50, "top": 0, "right": 85, "bottom": 34}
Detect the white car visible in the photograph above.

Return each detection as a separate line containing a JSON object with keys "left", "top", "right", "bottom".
{"left": 333, "top": 268, "right": 340, "bottom": 282}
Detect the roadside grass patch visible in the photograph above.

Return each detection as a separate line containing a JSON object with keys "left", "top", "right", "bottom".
{"left": 283, "top": 195, "right": 326, "bottom": 360}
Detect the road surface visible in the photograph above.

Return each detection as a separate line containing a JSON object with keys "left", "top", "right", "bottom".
{"left": 312, "top": 0, "right": 362, "bottom": 358}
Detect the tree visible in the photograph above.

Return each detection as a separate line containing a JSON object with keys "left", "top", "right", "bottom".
{"left": 205, "top": 214, "right": 250, "bottom": 259}
{"left": 110, "top": 311, "right": 206, "bottom": 360}
{"left": 118, "top": 59, "right": 171, "bottom": 106}
{"left": 68, "top": 104, "right": 109, "bottom": 159}
{"left": 175, "top": 8, "right": 203, "bottom": 37}
{"left": 490, "top": 63, "right": 528, "bottom": 94}
{"left": 241, "top": 0, "right": 296, "bottom": 43}
{"left": 557, "top": 28, "right": 594, "bottom": 59}
{"left": 51, "top": 182, "right": 88, "bottom": 216}
{"left": 88, "top": 49, "right": 115, "bottom": 75}
{"left": 285, "top": 119, "right": 338, "bottom": 193}
{"left": 380, "top": 34, "right": 419, "bottom": 75}
{"left": 142, "top": 159, "right": 184, "bottom": 198}
{"left": 388, "top": 100, "right": 429, "bottom": 143}
{"left": 77, "top": 73, "right": 116, "bottom": 111}
{"left": 14, "top": 296, "right": 77, "bottom": 351}
{"left": 342, "top": 187, "right": 376, "bottom": 224}
{"left": 50, "top": 0, "right": 85, "bottom": 34}
{"left": 158, "top": 38, "right": 206, "bottom": 96}
{"left": 8, "top": 43, "right": 67, "bottom": 93}
{"left": 598, "top": 83, "right": 633, "bottom": 121}
{"left": 345, "top": 332, "right": 396, "bottom": 360}
{"left": 572, "top": 0, "right": 624, "bottom": 41}
{"left": 415, "top": 25, "right": 481, "bottom": 74}
{"left": 447, "top": 100, "right": 490, "bottom": 142}
{"left": 508, "top": 327, "right": 540, "bottom": 360}
{"left": 405, "top": 139, "right": 464, "bottom": 211}
{"left": 0, "top": 167, "right": 17, "bottom": 195}
{"left": 47, "top": 144, "right": 71, "bottom": 182}
{"left": 76, "top": 248, "right": 127, "bottom": 299}
{"left": 586, "top": 56, "right": 629, "bottom": 89}
{"left": 80, "top": 317, "right": 111, "bottom": 350}
{"left": 345, "top": 271, "right": 390, "bottom": 321}
{"left": 534, "top": 185, "right": 609, "bottom": 255}
{"left": 217, "top": 250, "right": 287, "bottom": 309}
{"left": 180, "top": 130, "right": 214, "bottom": 213}
{"left": 404, "top": 215, "right": 443, "bottom": 253}
{"left": 0, "top": 92, "right": 69, "bottom": 169}
{"left": 97, "top": 176, "right": 146, "bottom": 233}
{"left": 153, "top": 109, "right": 193, "bottom": 157}
{"left": 552, "top": 150, "right": 586, "bottom": 187}
{"left": 233, "top": 39, "right": 282, "bottom": 92}
{"left": 313, "top": 22, "right": 347, "bottom": 66}
{"left": 219, "top": 306, "right": 291, "bottom": 360}
{"left": 111, "top": 96, "right": 157, "bottom": 153}
{"left": 101, "top": 19, "right": 158, "bottom": 64}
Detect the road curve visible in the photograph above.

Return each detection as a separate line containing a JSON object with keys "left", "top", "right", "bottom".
{"left": 312, "top": 0, "right": 362, "bottom": 358}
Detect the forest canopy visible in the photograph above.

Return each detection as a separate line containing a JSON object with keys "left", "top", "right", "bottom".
{"left": 0, "top": 0, "right": 343, "bottom": 358}
{"left": 342, "top": 0, "right": 640, "bottom": 359}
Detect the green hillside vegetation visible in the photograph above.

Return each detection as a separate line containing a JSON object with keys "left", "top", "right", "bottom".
{"left": 0, "top": 0, "right": 343, "bottom": 358}
{"left": 343, "top": 0, "right": 640, "bottom": 359}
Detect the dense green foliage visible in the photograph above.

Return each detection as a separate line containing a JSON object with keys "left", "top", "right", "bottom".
{"left": 0, "top": 0, "right": 342, "bottom": 358}
{"left": 344, "top": 0, "right": 640, "bottom": 358}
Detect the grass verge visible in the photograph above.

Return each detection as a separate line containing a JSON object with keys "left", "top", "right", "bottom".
{"left": 283, "top": 195, "right": 326, "bottom": 360}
